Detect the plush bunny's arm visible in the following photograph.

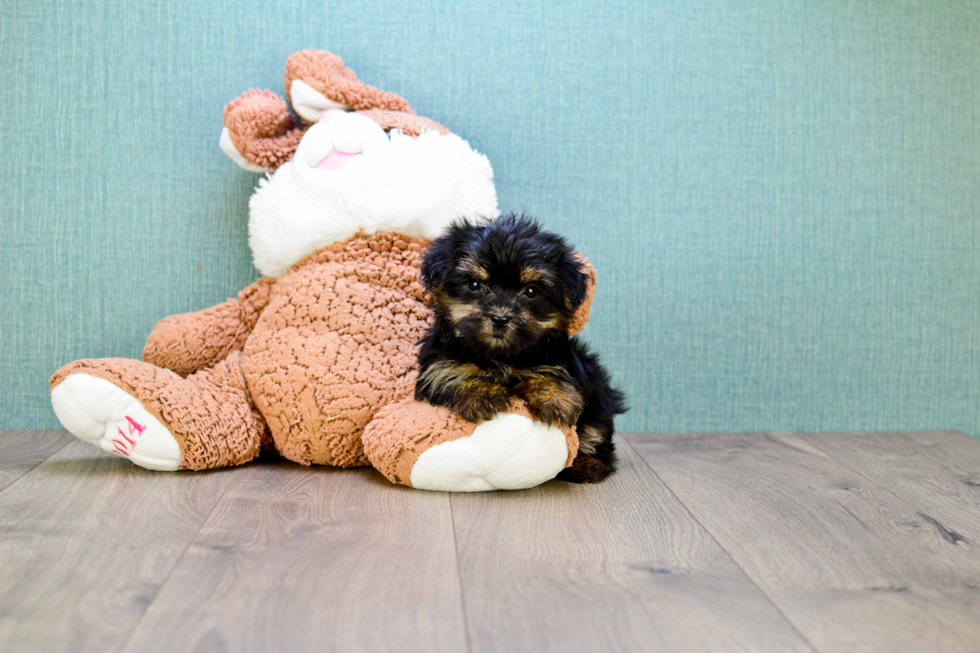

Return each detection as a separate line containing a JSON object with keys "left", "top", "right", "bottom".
{"left": 143, "top": 278, "right": 275, "bottom": 377}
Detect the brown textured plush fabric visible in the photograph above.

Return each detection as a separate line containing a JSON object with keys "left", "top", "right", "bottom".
{"left": 363, "top": 397, "right": 579, "bottom": 487}
{"left": 50, "top": 353, "right": 267, "bottom": 470}
{"left": 363, "top": 396, "right": 478, "bottom": 486}
{"left": 223, "top": 90, "right": 307, "bottom": 170}
{"left": 51, "top": 233, "right": 436, "bottom": 472}
{"left": 242, "top": 232, "right": 433, "bottom": 467}
{"left": 143, "top": 277, "right": 275, "bottom": 377}
{"left": 284, "top": 49, "right": 413, "bottom": 117}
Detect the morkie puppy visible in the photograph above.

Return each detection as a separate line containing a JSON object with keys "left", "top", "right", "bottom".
{"left": 415, "top": 213, "right": 627, "bottom": 483}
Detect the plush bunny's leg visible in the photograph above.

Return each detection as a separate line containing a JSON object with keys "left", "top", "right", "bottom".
{"left": 143, "top": 277, "right": 274, "bottom": 377}
{"left": 363, "top": 398, "right": 578, "bottom": 492}
{"left": 50, "top": 352, "right": 266, "bottom": 471}
{"left": 52, "top": 373, "right": 181, "bottom": 470}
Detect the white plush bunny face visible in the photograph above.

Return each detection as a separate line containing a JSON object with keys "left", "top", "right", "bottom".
{"left": 245, "top": 109, "right": 499, "bottom": 278}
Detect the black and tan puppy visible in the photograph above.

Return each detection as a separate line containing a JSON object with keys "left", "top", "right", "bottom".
{"left": 415, "top": 213, "right": 627, "bottom": 483}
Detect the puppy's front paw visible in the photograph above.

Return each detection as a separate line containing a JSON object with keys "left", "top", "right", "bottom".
{"left": 454, "top": 388, "right": 511, "bottom": 423}
{"left": 519, "top": 380, "right": 583, "bottom": 428}
{"left": 556, "top": 454, "right": 613, "bottom": 483}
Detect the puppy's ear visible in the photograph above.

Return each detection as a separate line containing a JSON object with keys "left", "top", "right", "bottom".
{"left": 421, "top": 220, "right": 472, "bottom": 291}
{"left": 420, "top": 237, "right": 454, "bottom": 292}
{"left": 566, "top": 254, "right": 597, "bottom": 336}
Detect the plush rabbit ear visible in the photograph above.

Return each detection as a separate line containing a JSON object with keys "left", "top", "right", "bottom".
{"left": 284, "top": 49, "right": 413, "bottom": 122}
{"left": 221, "top": 89, "right": 306, "bottom": 171}
{"left": 567, "top": 255, "right": 597, "bottom": 336}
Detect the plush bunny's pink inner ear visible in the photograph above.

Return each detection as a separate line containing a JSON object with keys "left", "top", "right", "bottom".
{"left": 568, "top": 255, "right": 597, "bottom": 336}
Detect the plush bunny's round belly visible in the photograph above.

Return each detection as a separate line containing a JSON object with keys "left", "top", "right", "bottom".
{"left": 49, "top": 49, "right": 585, "bottom": 491}
{"left": 243, "top": 233, "right": 431, "bottom": 468}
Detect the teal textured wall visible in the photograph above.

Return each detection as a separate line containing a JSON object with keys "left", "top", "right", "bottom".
{"left": 2, "top": 1, "right": 979, "bottom": 433}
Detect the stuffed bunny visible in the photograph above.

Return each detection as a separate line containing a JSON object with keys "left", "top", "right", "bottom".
{"left": 50, "top": 50, "right": 595, "bottom": 491}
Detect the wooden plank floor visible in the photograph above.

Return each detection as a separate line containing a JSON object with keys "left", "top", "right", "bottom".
{"left": 1, "top": 430, "right": 979, "bottom": 652}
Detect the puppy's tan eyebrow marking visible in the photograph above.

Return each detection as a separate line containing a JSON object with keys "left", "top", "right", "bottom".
{"left": 533, "top": 315, "right": 562, "bottom": 331}
{"left": 441, "top": 297, "right": 479, "bottom": 322}
{"left": 458, "top": 256, "right": 489, "bottom": 281}
{"left": 520, "top": 267, "right": 546, "bottom": 283}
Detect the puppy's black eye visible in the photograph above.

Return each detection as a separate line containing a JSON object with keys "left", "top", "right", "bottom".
{"left": 523, "top": 285, "right": 538, "bottom": 298}
{"left": 468, "top": 279, "right": 482, "bottom": 292}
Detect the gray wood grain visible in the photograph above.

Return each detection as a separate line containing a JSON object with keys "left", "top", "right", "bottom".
{"left": 0, "top": 429, "right": 72, "bottom": 492}
{"left": 628, "top": 432, "right": 980, "bottom": 653}
{"left": 0, "top": 438, "right": 241, "bottom": 653}
{"left": 799, "top": 431, "right": 980, "bottom": 542}
{"left": 8, "top": 429, "right": 980, "bottom": 653}
{"left": 449, "top": 439, "right": 815, "bottom": 653}
{"left": 118, "top": 463, "right": 468, "bottom": 653}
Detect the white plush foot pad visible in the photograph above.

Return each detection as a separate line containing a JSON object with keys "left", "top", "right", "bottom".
{"left": 409, "top": 413, "right": 569, "bottom": 492}
{"left": 51, "top": 374, "right": 181, "bottom": 471}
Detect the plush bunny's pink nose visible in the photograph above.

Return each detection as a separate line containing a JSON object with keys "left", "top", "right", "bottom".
{"left": 319, "top": 109, "right": 347, "bottom": 125}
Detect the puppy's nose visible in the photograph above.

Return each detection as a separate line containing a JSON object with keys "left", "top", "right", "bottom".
{"left": 490, "top": 313, "right": 511, "bottom": 327}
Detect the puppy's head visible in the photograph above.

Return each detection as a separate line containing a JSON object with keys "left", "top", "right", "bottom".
{"left": 421, "top": 213, "right": 590, "bottom": 358}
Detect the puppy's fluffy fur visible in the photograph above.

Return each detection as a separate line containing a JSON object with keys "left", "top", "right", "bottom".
{"left": 415, "top": 213, "right": 627, "bottom": 483}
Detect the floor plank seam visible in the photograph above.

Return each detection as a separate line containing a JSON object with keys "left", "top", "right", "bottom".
{"left": 620, "top": 436, "right": 822, "bottom": 653}
{"left": 448, "top": 494, "right": 475, "bottom": 653}
{"left": 797, "top": 434, "right": 975, "bottom": 545}
{"left": 0, "top": 432, "right": 74, "bottom": 497}
{"left": 110, "top": 470, "right": 242, "bottom": 653}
